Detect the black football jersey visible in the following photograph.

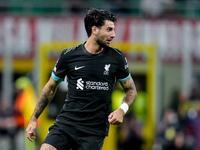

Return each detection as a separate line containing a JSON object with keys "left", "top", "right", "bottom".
{"left": 52, "top": 43, "right": 130, "bottom": 136}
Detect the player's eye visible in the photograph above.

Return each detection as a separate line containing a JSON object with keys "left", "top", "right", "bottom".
{"left": 107, "top": 27, "right": 113, "bottom": 32}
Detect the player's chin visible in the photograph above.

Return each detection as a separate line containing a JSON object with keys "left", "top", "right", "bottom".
{"left": 105, "top": 42, "right": 111, "bottom": 47}
{"left": 102, "top": 43, "right": 110, "bottom": 48}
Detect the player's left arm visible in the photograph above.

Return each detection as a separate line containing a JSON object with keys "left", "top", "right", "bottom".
{"left": 119, "top": 75, "right": 137, "bottom": 108}
{"left": 108, "top": 76, "right": 137, "bottom": 125}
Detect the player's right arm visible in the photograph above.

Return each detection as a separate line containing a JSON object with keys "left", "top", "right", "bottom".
{"left": 26, "top": 76, "right": 60, "bottom": 142}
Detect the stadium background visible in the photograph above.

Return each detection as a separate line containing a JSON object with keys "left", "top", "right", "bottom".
{"left": 0, "top": 0, "right": 200, "bottom": 150}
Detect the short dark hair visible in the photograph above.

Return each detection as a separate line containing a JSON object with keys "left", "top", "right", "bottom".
{"left": 84, "top": 8, "right": 117, "bottom": 37}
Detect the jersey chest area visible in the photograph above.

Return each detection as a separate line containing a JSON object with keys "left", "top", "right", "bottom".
{"left": 67, "top": 56, "right": 118, "bottom": 81}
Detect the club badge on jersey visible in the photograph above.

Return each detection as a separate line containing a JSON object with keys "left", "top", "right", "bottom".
{"left": 103, "top": 64, "right": 111, "bottom": 75}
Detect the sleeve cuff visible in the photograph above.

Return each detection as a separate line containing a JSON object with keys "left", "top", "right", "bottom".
{"left": 118, "top": 73, "right": 131, "bottom": 81}
{"left": 51, "top": 72, "right": 64, "bottom": 82}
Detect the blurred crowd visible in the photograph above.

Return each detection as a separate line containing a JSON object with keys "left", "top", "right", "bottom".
{"left": 0, "top": 76, "right": 38, "bottom": 150}
{"left": 0, "top": 0, "right": 200, "bottom": 18}
{"left": 153, "top": 78, "right": 200, "bottom": 150}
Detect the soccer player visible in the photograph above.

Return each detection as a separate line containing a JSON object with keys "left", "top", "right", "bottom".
{"left": 26, "top": 8, "right": 137, "bottom": 150}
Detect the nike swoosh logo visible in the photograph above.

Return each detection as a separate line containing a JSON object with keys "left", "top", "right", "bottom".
{"left": 75, "top": 66, "right": 85, "bottom": 70}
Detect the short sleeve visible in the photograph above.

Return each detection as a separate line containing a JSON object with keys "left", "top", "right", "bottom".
{"left": 116, "top": 52, "right": 130, "bottom": 81}
{"left": 52, "top": 50, "right": 67, "bottom": 82}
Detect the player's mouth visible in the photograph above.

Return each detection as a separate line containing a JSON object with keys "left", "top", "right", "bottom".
{"left": 106, "top": 39, "right": 112, "bottom": 44}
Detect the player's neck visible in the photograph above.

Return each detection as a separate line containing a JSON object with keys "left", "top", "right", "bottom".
{"left": 85, "top": 39, "right": 103, "bottom": 54}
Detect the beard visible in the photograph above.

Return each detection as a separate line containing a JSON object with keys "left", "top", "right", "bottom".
{"left": 95, "top": 32, "right": 110, "bottom": 48}
{"left": 96, "top": 39, "right": 109, "bottom": 48}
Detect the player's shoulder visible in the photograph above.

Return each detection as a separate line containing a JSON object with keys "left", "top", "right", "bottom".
{"left": 62, "top": 43, "right": 82, "bottom": 56}
{"left": 108, "top": 46, "right": 123, "bottom": 56}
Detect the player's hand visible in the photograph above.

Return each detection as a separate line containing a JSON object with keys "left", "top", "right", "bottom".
{"left": 108, "top": 108, "right": 124, "bottom": 125}
{"left": 26, "top": 120, "right": 37, "bottom": 142}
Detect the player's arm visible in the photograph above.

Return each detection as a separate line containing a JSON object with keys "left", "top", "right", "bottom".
{"left": 108, "top": 76, "right": 137, "bottom": 125}
{"left": 119, "top": 75, "right": 137, "bottom": 108}
{"left": 26, "top": 76, "right": 60, "bottom": 141}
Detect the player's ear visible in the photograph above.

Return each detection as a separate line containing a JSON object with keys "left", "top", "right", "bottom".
{"left": 92, "top": 26, "right": 99, "bottom": 35}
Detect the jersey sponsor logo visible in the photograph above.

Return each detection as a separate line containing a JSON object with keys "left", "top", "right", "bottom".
{"left": 75, "top": 66, "right": 85, "bottom": 70}
{"left": 86, "top": 81, "right": 109, "bottom": 90}
{"left": 76, "top": 78, "right": 109, "bottom": 90}
{"left": 76, "top": 78, "right": 84, "bottom": 90}
{"left": 103, "top": 64, "right": 110, "bottom": 75}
